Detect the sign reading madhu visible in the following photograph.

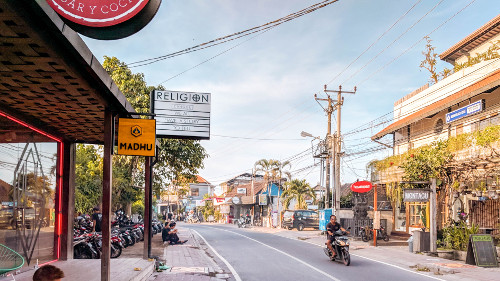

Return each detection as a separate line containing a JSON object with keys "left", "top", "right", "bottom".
{"left": 118, "top": 118, "right": 156, "bottom": 156}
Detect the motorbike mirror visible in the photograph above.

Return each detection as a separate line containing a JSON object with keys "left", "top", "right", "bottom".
{"left": 347, "top": 227, "right": 351, "bottom": 230}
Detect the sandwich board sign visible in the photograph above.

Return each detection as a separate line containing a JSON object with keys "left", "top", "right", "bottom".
{"left": 465, "top": 234, "right": 498, "bottom": 267}
{"left": 151, "top": 90, "right": 210, "bottom": 140}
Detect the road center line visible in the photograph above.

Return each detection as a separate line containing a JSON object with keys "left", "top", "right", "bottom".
{"left": 191, "top": 229, "right": 242, "bottom": 281}
{"left": 268, "top": 232, "right": 445, "bottom": 281}
{"left": 205, "top": 226, "right": 342, "bottom": 281}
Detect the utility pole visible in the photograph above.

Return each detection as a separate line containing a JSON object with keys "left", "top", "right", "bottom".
{"left": 324, "top": 85, "right": 356, "bottom": 214}
{"left": 314, "top": 94, "right": 334, "bottom": 208}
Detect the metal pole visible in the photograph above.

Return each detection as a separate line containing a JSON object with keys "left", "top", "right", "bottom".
{"left": 335, "top": 89, "right": 342, "bottom": 212}
{"left": 101, "top": 109, "right": 113, "bottom": 281}
{"left": 374, "top": 184, "right": 378, "bottom": 247}
{"left": 430, "top": 178, "right": 437, "bottom": 253}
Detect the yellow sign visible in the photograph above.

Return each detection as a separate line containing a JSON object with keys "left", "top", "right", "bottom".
{"left": 117, "top": 118, "right": 156, "bottom": 156}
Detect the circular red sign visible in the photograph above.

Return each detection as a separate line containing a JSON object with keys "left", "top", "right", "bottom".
{"left": 46, "top": 0, "right": 150, "bottom": 27}
{"left": 350, "top": 181, "right": 373, "bottom": 193}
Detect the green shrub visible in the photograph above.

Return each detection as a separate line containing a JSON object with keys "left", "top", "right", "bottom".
{"left": 442, "top": 222, "right": 479, "bottom": 250}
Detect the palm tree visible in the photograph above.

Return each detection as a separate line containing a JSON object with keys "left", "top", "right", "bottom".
{"left": 281, "top": 179, "right": 316, "bottom": 210}
{"left": 271, "top": 160, "right": 291, "bottom": 226}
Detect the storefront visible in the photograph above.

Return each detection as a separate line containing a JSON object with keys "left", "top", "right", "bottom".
{"left": 0, "top": 1, "right": 136, "bottom": 277}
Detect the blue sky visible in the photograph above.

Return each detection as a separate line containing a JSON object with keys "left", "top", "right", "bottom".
{"left": 82, "top": 0, "right": 499, "bottom": 187}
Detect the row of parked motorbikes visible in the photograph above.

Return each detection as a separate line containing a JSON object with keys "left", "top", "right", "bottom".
{"left": 73, "top": 211, "right": 164, "bottom": 259}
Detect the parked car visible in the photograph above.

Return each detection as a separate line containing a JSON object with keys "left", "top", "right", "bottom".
{"left": 282, "top": 210, "right": 319, "bottom": 231}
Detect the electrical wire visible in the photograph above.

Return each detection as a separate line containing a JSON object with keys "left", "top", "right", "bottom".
{"left": 127, "top": 0, "right": 340, "bottom": 68}
{"left": 325, "top": 0, "right": 422, "bottom": 86}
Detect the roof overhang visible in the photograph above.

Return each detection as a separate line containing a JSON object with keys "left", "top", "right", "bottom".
{"left": 440, "top": 14, "right": 500, "bottom": 63}
{"left": 372, "top": 65, "right": 500, "bottom": 140}
{"left": 0, "top": 0, "right": 136, "bottom": 144}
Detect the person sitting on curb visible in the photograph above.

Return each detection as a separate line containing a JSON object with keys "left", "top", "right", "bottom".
{"left": 166, "top": 222, "right": 187, "bottom": 245}
{"left": 161, "top": 221, "right": 171, "bottom": 245}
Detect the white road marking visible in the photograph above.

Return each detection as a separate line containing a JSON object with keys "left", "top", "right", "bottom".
{"left": 191, "top": 229, "right": 242, "bottom": 281}
{"left": 205, "top": 226, "right": 342, "bottom": 281}
{"left": 268, "top": 231, "right": 445, "bottom": 281}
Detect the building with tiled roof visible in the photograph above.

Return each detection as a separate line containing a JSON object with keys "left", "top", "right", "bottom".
{"left": 371, "top": 14, "right": 500, "bottom": 235}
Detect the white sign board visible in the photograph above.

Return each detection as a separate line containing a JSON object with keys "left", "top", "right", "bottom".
{"left": 237, "top": 188, "right": 246, "bottom": 194}
{"left": 195, "top": 200, "right": 205, "bottom": 207}
{"left": 152, "top": 90, "right": 211, "bottom": 140}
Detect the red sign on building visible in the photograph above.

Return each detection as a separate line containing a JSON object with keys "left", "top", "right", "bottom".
{"left": 46, "top": 0, "right": 150, "bottom": 27}
{"left": 350, "top": 181, "right": 373, "bottom": 193}
{"left": 46, "top": 0, "right": 161, "bottom": 40}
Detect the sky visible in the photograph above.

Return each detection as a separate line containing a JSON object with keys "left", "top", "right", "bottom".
{"left": 80, "top": 0, "right": 499, "bottom": 188}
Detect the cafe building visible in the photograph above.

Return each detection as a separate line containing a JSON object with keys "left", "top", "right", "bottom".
{"left": 0, "top": 1, "right": 159, "bottom": 279}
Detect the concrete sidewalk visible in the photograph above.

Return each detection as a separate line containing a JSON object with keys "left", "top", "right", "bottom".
{"left": 146, "top": 225, "right": 232, "bottom": 281}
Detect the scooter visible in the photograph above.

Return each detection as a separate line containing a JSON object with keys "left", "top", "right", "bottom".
{"left": 360, "top": 225, "right": 389, "bottom": 242}
{"left": 237, "top": 215, "right": 251, "bottom": 228}
{"left": 324, "top": 228, "right": 351, "bottom": 266}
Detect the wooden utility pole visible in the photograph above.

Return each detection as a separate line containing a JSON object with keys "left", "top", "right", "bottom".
{"left": 314, "top": 95, "right": 334, "bottom": 208}
{"left": 324, "top": 85, "right": 356, "bottom": 213}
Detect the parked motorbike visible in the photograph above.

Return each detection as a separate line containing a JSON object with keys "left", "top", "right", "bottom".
{"left": 237, "top": 214, "right": 251, "bottom": 228}
{"left": 360, "top": 225, "right": 389, "bottom": 242}
{"left": 324, "top": 228, "right": 351, "bottom": 266}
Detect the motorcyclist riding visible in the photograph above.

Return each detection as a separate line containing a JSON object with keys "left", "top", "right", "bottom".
{"left": 325, "top": 215, "right": 347, "bottom": 257}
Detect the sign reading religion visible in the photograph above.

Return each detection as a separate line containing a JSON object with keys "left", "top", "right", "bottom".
{"left": 151, "top": 90, "right": 211, "bottom": 140}
{"left": 117, "top": 118, "right": 156, "bottom": 156}
{"left": 46, "top": 0, "right": 161, "bottom": 40}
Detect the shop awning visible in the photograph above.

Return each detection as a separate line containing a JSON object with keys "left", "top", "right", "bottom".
{"left": 0, "top": 1, "right": 136, "bottom": 144}
{"left": 372, "top": 62, "right": 500, "bottom": 140}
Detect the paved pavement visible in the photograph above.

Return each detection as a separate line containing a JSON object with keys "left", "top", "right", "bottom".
{"left": 144, "top": 222, "right": 500, "bottom": 281}
{"left": 146, "top": 224, "right": 231, "bottom": 281}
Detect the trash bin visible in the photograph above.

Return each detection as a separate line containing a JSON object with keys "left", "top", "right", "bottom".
{"left": 407, "top": 235, "right": 414, "bottom": 253}
{"left": 319, "top": 209, "right": 333, "bottom": 234}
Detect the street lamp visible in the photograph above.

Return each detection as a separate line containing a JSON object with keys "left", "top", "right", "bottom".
{"left": 301, "top": 131, "right": 331, "bottom": 209}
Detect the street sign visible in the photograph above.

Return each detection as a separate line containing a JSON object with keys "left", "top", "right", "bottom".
{"left": 403, "top": 189, "right": 430, "bottom": 202}
{"left": 350, "top": 181, "right": 373, "bottom": 193}
{"left": 259, "top": 194, "right": 268, "bottom": 205}
{"left": 466, "top": 234, "right": 498, "bottom": 267}
{"left": 117, "top": 118, "right": 156, "bottom": 156}
{"left": 151, "top": 90, "right": 211, "bottom": 140}
{"left": 232, "top": 197, "right": 241, "bottom": 204}
{"left": 445, "top": 100, "right": 484, "bottom": 123}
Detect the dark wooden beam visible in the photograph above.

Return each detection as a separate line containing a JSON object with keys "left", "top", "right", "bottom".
{"left": 143, "top": 156, "right": 152, "bottom": 259}
{"left": 101, "top": 109, "right": 113, "bottom": 281}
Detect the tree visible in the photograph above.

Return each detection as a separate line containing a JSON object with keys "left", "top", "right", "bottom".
{"left": 254, "top": 159, "right": 279, "bottom": 183}
{"left": 75, "top": 144, "right": 102, "bottom": 214}
{"left": 102, "top": 57, "right": 208, "bottom": 212}
{"left": 420, "top": 36, "right": 451, "bottom": 85}
{"left": 281, "top": 179, "right": 316, "bottom": 210}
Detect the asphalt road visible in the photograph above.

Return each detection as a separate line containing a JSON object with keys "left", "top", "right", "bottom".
{"left": 184, "top": 224, "right": 442, "bottom": 281}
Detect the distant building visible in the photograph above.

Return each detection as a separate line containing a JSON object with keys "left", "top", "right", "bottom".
{"left": 371, "top": 14, "right": 500, "bottom": 234}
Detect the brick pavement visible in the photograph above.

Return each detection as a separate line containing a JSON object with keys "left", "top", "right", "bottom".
{"left": 147, "top": 225, "right": 231, "bottom": 281}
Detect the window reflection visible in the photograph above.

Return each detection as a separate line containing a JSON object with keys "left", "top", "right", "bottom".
{"left": 0, "top": 115, "right": 58, "bottom": 273}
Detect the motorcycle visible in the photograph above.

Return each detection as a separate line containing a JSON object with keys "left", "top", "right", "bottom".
{"left": 237, "top": 215, "right": 251, "bottom": 228}
{"left": 324, "top": 228, "right": 351, "bottom": 266}
{"left": 360, "top": 225, "right": 389, "bottom": 242}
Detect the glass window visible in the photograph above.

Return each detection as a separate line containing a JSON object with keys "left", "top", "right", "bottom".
{"left": 409, "top": 202, "right": 428, "bottom": 227}
{"left": 0, "top": 114, "right": 58, "bottom": 273}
